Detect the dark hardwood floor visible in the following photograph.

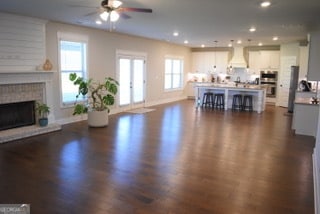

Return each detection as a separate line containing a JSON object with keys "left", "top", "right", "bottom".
{"left": 0, "top": 100, "right": 315, "bottom": 214}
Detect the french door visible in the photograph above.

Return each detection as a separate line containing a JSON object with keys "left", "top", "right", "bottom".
{"left": 117, "top": 52, "right": 146, "bottom": 111}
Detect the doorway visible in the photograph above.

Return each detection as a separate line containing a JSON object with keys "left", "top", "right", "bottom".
{"left": 117, "top": 51, "right": 146, "bottom": 111}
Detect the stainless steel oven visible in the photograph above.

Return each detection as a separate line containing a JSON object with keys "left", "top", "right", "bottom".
{"left": 260, "top": 71, "right": 277, "bottom": 97}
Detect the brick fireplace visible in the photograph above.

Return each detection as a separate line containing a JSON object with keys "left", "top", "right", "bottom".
{"left": 0, "top": 71, "right": 61, "bottom": 143}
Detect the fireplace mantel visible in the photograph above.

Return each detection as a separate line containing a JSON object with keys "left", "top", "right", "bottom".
{"left": 0, "top": 70, "right": 56, "bottom": 85}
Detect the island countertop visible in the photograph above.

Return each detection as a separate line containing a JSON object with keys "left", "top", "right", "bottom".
{"left": 194, "top": 83, "right": 266, "bottom": 113}
{"left": 194, "top": 83, "right": 265, "bottom": 91}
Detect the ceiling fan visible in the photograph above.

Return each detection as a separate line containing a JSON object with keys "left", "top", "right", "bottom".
{"left": 98, "top": 0, "right": 152, "bottom": 22}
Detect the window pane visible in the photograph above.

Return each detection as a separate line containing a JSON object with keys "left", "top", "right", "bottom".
{"left": 172, "top": 60, "right": 181, "bottom": 74}
{"left": 60, "top": 40, "right": 87, "bottom": 105}
{"left": 165, "top": 75, "right": 172, "bottom": 89}
{"left": 164, "top": 57, "right": 183, "bottom": 90}
{"left": 165, "top": 59, "right": 172, "bottom": 74}
{"left": 60, "top": 41, "right": 84, "bottom": 71}
{"left": 172, "top": 74, "right": 181, "bottom": 88}
{"left": 61, "top": 71, "right": 85, "bottom": 103}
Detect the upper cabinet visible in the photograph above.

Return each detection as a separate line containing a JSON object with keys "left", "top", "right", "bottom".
{"left": 259, "top": 51, "right": 280, "bottom": 70}
{"left": 249, "top": 50, "right": 280, "bottom": 74}
{"left": 248, "top": 51, "right": 260, "bottom": 74}
{"left": 307, "top": 30, "right": 320, "bottom": 80}
{"left": 191, "top": 51, "right": 229, "bottom": 74}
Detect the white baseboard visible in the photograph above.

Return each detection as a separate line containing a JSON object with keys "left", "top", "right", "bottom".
{"left": 55, "top": 96, "right": 188, "bottom": 125}
{"left": 144, "top": 96, "right": 187, "bottom": 107}
{"left": 314, "top": 148, "right": 320, "bottom": 214}
{"left": 55, "top": 114, "right": 87, "bottom": 125}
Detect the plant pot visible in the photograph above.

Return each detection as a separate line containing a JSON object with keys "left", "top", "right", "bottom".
{"left": 39, "top": 118, "right": 48, "bottom": 127}
{"left": 88, "top": 110, "right": 109, "bottom": 127}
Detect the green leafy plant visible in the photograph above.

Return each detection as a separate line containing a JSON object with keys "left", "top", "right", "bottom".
{"left": 35, "top": 102, "right": 50, "bottom": 118}
{"left": 69, "top": 73, "right": 119, "bottom": 115}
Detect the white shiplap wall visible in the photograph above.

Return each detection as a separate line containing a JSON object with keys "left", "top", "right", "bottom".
{"left": 0, "top": 12, "right": 47, "bottom": 71}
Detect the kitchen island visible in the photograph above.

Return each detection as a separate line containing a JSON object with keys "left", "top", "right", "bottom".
{"left": 194, "top": 83, "right": 266, "bottom": 113}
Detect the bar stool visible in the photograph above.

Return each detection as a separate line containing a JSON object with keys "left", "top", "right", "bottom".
{"left": 243, "top": 95, "right": 253, "bottom": 111}
{"left": 213, "top": 93, "right": 225, "bottom": 109}
{"left": 232, "top": 94, "right": 243, "bottom": 111}
{"left": 201, "top": 92, "right": 214, "bottom": 108}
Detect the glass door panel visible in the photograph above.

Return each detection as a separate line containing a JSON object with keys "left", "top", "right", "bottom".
{"left": 133, "top": 59, "right": 144, "bottom": 103}
{"left": 118, "top": 54, "right": 146, "bottom": 110}
{"left": 119, "top": 58, "right": 131, "bottom": 106}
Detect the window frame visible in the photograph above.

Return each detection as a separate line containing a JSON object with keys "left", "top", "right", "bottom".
{"left": 164, "top": 56, "right": 184, "bottom": 91}
{"left": 57, "top": 32, "right": 88, "bottom": 108}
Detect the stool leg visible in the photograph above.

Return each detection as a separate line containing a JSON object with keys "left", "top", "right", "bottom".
{"left": 202, "top": 94, "right": 208, "bottom": 107}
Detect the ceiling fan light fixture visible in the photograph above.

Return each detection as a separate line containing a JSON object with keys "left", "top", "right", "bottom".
{"left": 112, "top": 0, "right": 123, "bottom": 8}
{"left": 260, "top": 1, "right": 271, "bottom": 8}
{"left": 110, "top": 11, "right": 120, "bottom": 22}
{"left": 100, "top": 11, "right": 109, "bottom": 21}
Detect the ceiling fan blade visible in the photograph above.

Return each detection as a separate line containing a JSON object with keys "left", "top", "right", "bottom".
{"left": 119, "top": 13, "right": 131, "bottom": 19}
{"left": 119, "top": 7, "right": 152, "bottom": 13}
{"left": 84, "top": 11, "right": 99, "bottom": 17}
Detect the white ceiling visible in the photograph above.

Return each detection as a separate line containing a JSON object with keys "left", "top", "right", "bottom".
{"left": 1, "top": 0, "right": 320, "bottom": 48}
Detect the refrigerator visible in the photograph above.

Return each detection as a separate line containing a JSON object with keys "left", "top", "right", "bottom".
{"left": 287, "top": 66, "right": 299, "bottom": 113}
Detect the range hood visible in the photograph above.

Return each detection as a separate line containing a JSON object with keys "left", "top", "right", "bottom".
{"left": 229, "top": 46, "right": 247, "bottom": 68}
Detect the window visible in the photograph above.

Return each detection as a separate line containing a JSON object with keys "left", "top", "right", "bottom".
{"left": 59, "top": 39, "right": 87, "bottom": 106}
{"left": 164, "top": 57, "right": 183, "bottom": 90}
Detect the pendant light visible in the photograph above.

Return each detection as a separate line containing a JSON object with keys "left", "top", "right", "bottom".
{"left": 227, "top": 40, "right": 234, "bottom": 74}
{"left": 246, "top": 39, "right": 251, "bottom": 73}
{"left": 213, "top": 40, "right": 218, "bottom": 72}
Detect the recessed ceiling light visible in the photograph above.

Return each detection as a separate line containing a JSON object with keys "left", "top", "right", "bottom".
{"left": 258, "top": 42, "right": 263, "bottom": 46}
{"left": 273, "top": 36, "right": 278, "bottom": 41}
{"left": 261, "top": 1, "right": 271, "bottom": 8}
{"left": 96, "top": 20, "right": 102, "bottom": 25}
{"left": 249, "top": 27, "right": 256, "bottom": 32}
{"left": 184, "top": 40, "right": 189, "bottom": 44}
{"left": 228, "top": 43, "right": 232, "bottom": 47}
{"left": 173, "top": 32, "right": 179, "bottom": 37}
{"left": 237, "top": 40, "right": 242, "bottom": 44}
{"left": 201, "top": 44, "right": 205, "bottom": 48}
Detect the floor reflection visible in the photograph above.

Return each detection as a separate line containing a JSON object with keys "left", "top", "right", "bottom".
{"left": 112, "top": 115, "right": 144, "bottom": 185}
{"left": 159, "top": 106, "right": 182, "bottom": 163}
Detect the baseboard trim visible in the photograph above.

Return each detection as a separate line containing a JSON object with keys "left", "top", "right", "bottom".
{"left": 144, "top": 96, "right": 187, "bottom": 107}
{"left": 55, "top": 97, "right": 188, "bottom": 125}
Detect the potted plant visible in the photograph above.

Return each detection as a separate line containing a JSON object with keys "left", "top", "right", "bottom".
{"left": 69, "top": 73, "right": 119, "bottom": 127}
{"left": 36, "top": 101, "right": 50, "bottom": 127}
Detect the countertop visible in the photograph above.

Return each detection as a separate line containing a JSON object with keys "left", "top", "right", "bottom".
{"left": 194, "top": 82, "right": 264, "bottom": 91}
{"left": 295, "top": 97, "right": 320, "bottom": 105}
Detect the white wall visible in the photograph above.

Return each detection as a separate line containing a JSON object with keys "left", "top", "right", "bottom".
{"left": 0, "top": 12, "right": 46, "bottom": 71}
{"left": 45, "top": 21, "right": 192, "bottom": 123}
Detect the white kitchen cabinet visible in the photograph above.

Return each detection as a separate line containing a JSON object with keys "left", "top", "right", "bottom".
{"left": 191, "top": 51, "right": 229, "bottom": 74}
{"left": 259, "top": 51, "right": 280, "bottom": 70}
{"left": 307, "top": 30, "right": 320, "bottom": 80}
{"left": 292, "top": 102, "right": 319, "bottom": 137}
{"left": 248, "top": 50, "right": 280, "bottom": 74}
{"left": 248, "top": 51, "right": 260, "bottom": 74}
{"left": 185, "top": 82, "right": 196, "bottom": 99}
